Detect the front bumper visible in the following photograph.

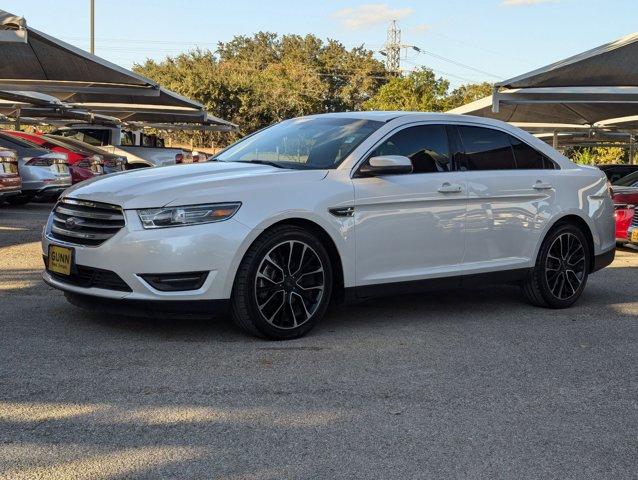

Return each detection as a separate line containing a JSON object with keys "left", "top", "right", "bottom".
{"left": 42, "top": 210, "right": 252, "bottom": 302}
{"left": 62, "top": 292, "right": 229, "bottom": 319}
{"left": 592, "top": 247, "right": 616, "bottom": 272}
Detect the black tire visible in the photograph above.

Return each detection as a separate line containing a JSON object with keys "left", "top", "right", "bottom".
{"left": 5, "top": 194, "right": 33, "bottom": 205}
{"left": 231, "top": 225, "right": 333, "bottom": 340}
{"left": 522, "top": 223, "right": 591, "bottom": 308}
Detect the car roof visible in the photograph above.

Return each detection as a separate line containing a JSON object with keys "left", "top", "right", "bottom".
{"left": 297, "top": 111, "right": 527, "bottom": 127}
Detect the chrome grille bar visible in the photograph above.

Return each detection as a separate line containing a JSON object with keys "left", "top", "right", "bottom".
{"left": 49, "top": 198, "right": 125, "bottom": 246}
{"left": 56, "top": 206, "right": 124, "bottom": 221}
{"left": 51, "top": 225, "right": 113, "bottom": 240}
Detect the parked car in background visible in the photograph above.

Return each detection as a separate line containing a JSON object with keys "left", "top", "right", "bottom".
{"left": 598, "top": 164, "right": 638, "bottom": 183}
{"left": 192, "top": 151, "right": 208, "bottom": 162}
{"left": 42, "top": 112, "right": 615, "bottom": 339}
{"left": 0, "top": 147, "right": 21, "bottom": 201}
{"left": 51, "top": 124, "right": 184, "bottom": 169}
{"left": 0, "top": 132, "right": 71, "bottom": 204}
{"left": 4, "top": 131, "right": 103, "bottom": 185}
{"left": 614, "top": 204, "right": 635, "bottom": 244}
{"left": 609, "top": 177, "right": 637, "bottom": 244}
{"left": 44, "top": 135, "right": 127, "bottom": 173}
{"left": 627, "top": 211, "right": 638, "bottom": 246}
{"left": 613, "top": 169, "right": 638, "bottom": 189}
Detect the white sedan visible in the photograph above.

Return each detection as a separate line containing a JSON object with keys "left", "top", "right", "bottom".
{"left": 42, "top": 112, "right": 615, "bottom": 339}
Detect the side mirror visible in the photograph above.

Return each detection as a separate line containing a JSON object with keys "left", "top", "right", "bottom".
{"left": 359, "top": 155, "right": 413, "bottom": 176}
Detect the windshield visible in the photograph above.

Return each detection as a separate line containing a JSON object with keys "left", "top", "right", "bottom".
{"left": 46, "top": 135, "right": 97, "bottom": 154}
{"left": 0, "top": 132, "right": 41, "bottom": 149}
{"left": 215, "top": 117, "right": 383, "bottom": 169}
{"left": 613, "top": 170, "right": 638, "bottom": 187}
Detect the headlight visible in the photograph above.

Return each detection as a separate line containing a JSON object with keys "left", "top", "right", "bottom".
{"left": 137, "top": 202, "right": 241, "bottom": 229}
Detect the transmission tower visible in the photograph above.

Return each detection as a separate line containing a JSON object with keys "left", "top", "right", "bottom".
{"left": 382, "top": 20, "right": 401, "bottom": 72}
{"left": 380, "top": 20, "right": 418, "bottom": 74}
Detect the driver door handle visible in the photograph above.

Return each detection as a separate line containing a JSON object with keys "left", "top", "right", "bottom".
{"left": 533, "top": 182, "right": 553, "bottom": 190}
{"left": 438, "top": 183, "right": 462, "bottom": 194}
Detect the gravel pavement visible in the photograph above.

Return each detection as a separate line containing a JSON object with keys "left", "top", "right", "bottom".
{"left": 0, "top": 203, "right": 636, "bottom": 479}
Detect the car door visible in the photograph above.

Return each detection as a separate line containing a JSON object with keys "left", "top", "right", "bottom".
{"left": 454, "top": 125, "right": 557, "bottom": 271}
{"left": 352, "top": 124, "right": 467, "bottom": 289}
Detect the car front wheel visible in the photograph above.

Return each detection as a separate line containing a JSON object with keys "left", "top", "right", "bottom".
{"left": 231, "top": 225, "right": 333, "bottom": 339}
{"left": 523, "top": 223, "right": 591, "bottom": 308}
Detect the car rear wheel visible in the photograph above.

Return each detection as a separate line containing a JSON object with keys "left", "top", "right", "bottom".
{"left": 522, "top": 223, "right": 591, "bottom": 308}
{"left": 231, "top": 225, "right": 333, "bottom": 339}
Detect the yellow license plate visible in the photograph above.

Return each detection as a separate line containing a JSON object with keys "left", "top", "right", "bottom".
{"left": 48, "top": 245, "right": 73, "bottom": 276}
{"left": 632, "top": 229, "right": 638, "bottom": 243}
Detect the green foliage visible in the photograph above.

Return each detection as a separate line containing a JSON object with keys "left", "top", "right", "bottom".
{"left": 362, "top": 68, "right": 450, "bottom": 112}
{"left": 134, "top": 32, "right": 499, "bottom": 148}
{"left": 133, "top": 33, "right": 387, "bottom": 146}
{"left": 567, "top": 146, "right": 627, "bottom": 165}
{"left": 445, "top": 82, "right": 493, "bottom": 110}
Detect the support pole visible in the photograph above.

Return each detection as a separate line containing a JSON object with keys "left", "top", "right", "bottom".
{"left": 90, "top": 0, "right": 95, "bottom": 54}
{"left": 630, "top": 135, "right": 635, "bottom": 165}
{"left": 552, "top": 130, "right": 558, "bottom": 149}
{"left": 14, "top": 109, "right": 20, "bottom": 131}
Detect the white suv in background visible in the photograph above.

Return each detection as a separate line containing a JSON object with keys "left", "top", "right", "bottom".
{"left": 42, "top": 112, "right": 615, "bottom": 339}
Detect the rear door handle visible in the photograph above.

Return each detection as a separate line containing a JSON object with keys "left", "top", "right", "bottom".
{"left": 533, "top": 182, "right": 553, "bottom": 190}
{"left": 438, "top": 183, "right": 462, "bottom": 194}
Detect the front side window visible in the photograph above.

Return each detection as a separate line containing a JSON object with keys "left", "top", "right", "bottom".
{"left": 215, "top": 117, "right": 383, "bottom": 169}
{"left": 457, "top": 126, "right": 516, "bottom": 171}
{"left": 369, "top": 125, "right": 451, "bottom": 173}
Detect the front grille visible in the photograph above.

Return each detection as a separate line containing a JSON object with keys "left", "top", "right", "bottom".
{"left": 49, "top": 198, "right": 125, "bottom": 246}
{"left": 44, "top": 258, "right": 131, "bottom": 292}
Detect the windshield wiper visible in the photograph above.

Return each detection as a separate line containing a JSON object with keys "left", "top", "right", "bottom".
{"left": 234, "top": 160, "right": 290, "bottom": 169}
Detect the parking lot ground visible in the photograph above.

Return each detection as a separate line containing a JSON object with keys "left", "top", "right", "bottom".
{"left": 0, "top": 203, "right": 636, "bottom": 479}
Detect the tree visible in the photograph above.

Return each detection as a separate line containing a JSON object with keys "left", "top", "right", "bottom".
{"left": 362, "top": 68, "right": 450, "bottom": 112}
{"left": 133, "top": 33, "right": 388, "bottom": 147}
{"left": 445, "top": 82, "right": 493, "bottom": 110}
{"left": 567, "top": 146, "right": 627, "bottom": 165}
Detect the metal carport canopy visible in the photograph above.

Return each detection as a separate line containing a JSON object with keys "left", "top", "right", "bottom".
{"left": 0, "top": 10, "right": 237, "bottom": 131}
{"left": 449, "top": 32, "right": 638, "bottom": 128}
{"left": 496, "top": 32, "right": 638, "bottom": 89}
{"left": 449, "top": 88, "right": 638, "bottom": 126}
{"left": 0, "top": 10, "right": 159, "bottom": 98}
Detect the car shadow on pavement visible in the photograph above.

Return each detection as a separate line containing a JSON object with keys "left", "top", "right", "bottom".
{"left": 1, "top": 264, "right": 637, "bottom": 478}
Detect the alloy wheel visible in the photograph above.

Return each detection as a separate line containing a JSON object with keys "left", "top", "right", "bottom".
{"left": 545, "top": 232, "right": 586, "bottom": 300}
{"left": 254, "top": 240, "right": 325, "bottom": 329}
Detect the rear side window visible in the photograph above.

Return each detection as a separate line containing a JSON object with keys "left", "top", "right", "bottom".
{"left": 370, "top": 124, "right": 451, "bottom": 173}
{"left": 457, "top": 126, "right": 516, "bottom": 171}
{"left": 509, "top": 136, "right": 554, "bottom": 169}
{"left": 457, "top": 126, "right": 555, "bottom": 170}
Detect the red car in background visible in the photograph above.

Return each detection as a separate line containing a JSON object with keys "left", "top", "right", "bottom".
{"left": 3, "top": 130, "right": 104, "bottom": 184}
{"left": 610, "top": 171, "right": 638, "bottom": 244}
{"left": 614, "top": 204, "right": 635, "bottom": 244}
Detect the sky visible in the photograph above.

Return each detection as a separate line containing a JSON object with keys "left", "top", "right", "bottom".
{"left": 7, "top": 0, "right": 638, "bottom": 88}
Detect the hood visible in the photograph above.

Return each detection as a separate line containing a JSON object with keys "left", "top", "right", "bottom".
{"left": 62, "top": 161, "right": 328, "bottom": 209}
